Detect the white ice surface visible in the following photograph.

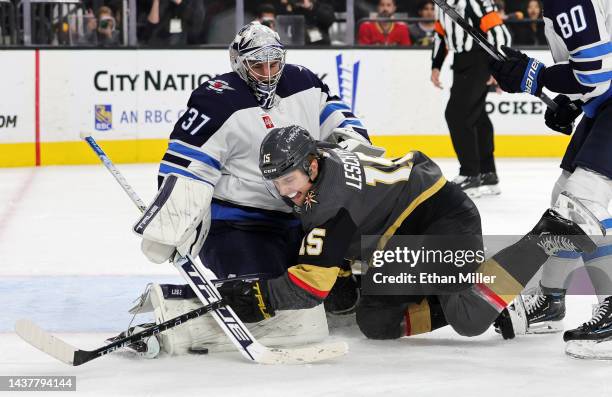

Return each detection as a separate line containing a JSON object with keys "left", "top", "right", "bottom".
{"left": 1, "top": 160, "right": 611, "bottom": 396}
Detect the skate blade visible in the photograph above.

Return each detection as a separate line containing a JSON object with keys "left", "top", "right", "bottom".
{"left": 565, "top": 338, "right": 612, "bottom": 360}
{"left": 526, "top": 320, "right": 564, "bottom": 334}
{"left": 463, "top": 187, "right": 481, "bottom": 198}
{"left": 479, "top": 185, "right": 501, "bottom": 196}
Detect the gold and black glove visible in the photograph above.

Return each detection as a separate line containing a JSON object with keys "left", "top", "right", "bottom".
{"left": 217, "top": 280, "right": 275, "bottom": 323}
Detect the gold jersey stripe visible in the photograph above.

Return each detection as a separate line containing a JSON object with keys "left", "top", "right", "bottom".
{"left": 476, "top": 258, "right": 524, "bottom": 305}
{"left": 288, "top": 265, "right": 341, "bottom": 297}
{"left": 377, "top": 176, "right": 447, "bottom": 251}
{"left": 406, "top": 299, "right": 432, "bottom": 336}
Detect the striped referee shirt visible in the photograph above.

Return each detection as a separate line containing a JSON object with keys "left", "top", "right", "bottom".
{"left": 432, "top": 0, "right": 511, "bottom": 69}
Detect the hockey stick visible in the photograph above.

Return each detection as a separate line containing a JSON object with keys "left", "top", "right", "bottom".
{"left": 432, "top": 0, "right": 559, "bottom": 111}
{"left": 15, "top": 301, "right": 224, "bottom": 366}
{"left": 70, "top": 134, "right": 346, "bottom": 364}
{"left": 81, "top": 133, "right": 147, "bottom": 211}
{"left": 14, "top": 273, "right": 270, "bottom": 367}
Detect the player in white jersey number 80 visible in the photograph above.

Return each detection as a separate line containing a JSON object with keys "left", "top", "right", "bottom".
{"left": 490, "top": 0, "right": 612, "bottom": 359}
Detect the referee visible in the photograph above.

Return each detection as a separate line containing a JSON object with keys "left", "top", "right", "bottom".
{"left": 430, "top": 0, "right": 511, "bottom": 198}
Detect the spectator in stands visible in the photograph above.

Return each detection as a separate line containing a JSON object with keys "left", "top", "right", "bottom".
{"left": 138, "top": 0, "right": 205, "bottom": 45}
{"left": 276, "top": 0, "right": 335, "bottom": 45}
{"left": 501, "top": 0, "right": 528, "bottom": 15}
{"left": 63, "top": 6, "right": 118, "bottom": 46}
{"left": 511, "top": 0, "right": 546, "bottom": 45}
{"left": 408, "top": 0, "right": 434, "bottom": 47}
{"left": 93, "top": 6, "right": 120, "bottom": 45}
{"left": 255, "top": 3, "right": 277, "bottom": 31}
{"left": 495, "top": 0, "right": 524, "bottom": 22}
{"left": 358, "top": 0, "right": 411, "bottom": 46}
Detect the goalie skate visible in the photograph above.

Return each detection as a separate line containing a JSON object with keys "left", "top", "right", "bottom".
{"left": 105, "top": 323, "right": 161, "bottom": 359}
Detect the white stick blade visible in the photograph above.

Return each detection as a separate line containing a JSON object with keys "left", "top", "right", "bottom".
{"left": 256, "top": 341, "right": 349, "bottom": 365}
{"left": 15, "top": 319, "right": 77, "bottom": 365}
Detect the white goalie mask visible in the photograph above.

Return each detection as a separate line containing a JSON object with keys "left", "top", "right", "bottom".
{"left": 229, "top": 22, "right": 286, "bottom": 109}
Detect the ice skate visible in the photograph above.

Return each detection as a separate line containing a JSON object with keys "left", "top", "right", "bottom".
{"left": 494, "top": 295, "right": 528, "bottom": 339}
{"left": 528, "top": 209, "right": 597, "bottom": 255}
{"left": 105, "top": 323, "right": 161, "bottom": 359}
{"left": 452, "top": 175, "right": 481, "bottom": 198}
{"left": 522, "top": 284, "right": 566, "bottom": 334}
{"left": 479, "top": 172, "right": 501, "bottom": 196}
{"left": 565, "top": 296, "right": 612, "bottom": 360}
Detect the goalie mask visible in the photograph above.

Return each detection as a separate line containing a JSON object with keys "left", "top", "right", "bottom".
{"left": 230, "top": 22, "right": 286, "bottom": 109}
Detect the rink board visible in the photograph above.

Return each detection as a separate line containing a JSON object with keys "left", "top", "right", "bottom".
{"left": 0, "top": 49, "right": 568, "bottom": 167}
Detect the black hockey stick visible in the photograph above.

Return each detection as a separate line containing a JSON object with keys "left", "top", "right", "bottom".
{"left": 15, "top": 269, "right": 270, "bottom": 366}
{"left": 15, "top": 301, "right": 224, "bottom": 366}
{"left": 432, "top": 0, "right": 558, "bottom": 111}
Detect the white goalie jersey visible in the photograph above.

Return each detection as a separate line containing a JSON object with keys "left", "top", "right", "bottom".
{"left": 158, "top": 64, "right": 370, "bottom": 218}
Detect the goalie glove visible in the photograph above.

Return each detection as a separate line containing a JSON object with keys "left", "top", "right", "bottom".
{"left": 328, "top": 127, "right": 386, "bottom": 157}
{"left": 133, "top": 174, "right": 212, "bottom": 264}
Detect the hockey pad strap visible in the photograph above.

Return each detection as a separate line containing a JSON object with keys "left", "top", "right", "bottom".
{"left": 133, "top": 174, "right": 213, "bottom": 249}
{"left": 328, "top": 128, "right": 386, "bottom": 157}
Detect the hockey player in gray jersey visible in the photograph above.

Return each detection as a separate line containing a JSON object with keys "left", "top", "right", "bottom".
{"left": 490, "top": 0, "right": 612, "bottom": 358}
{"left": 206, "top": 125, "right": 597, "bottom": 341}
{"left": 119, "top": 22, "right": 384, "bottom": 356}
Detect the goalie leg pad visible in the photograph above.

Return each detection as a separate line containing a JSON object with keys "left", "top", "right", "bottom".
{"left": 145, "top": 283, "right": 329, "bottom": 355}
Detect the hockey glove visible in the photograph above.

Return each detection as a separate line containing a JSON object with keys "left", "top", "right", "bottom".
{"left": 328, "top": 127, "right": 386, "bottom": 157}
{"left": 544, "top": 95, "right": 583, "bottom": 135}
{"left": 217, "top": 280, "right": 275, "bottom": 323}
{"left": 324, "top": 271, "right": 359, "bottom": 315}
{"left": 490, "top": 46, "right": 545, "bottom": 96}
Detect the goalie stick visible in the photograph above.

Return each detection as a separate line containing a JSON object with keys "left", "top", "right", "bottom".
{"left": 15, "top": 134, "right": 348, "bottom": 365}
{"left": 15, "top": 301, "right": 224, "bottom": 366}
{"left": 13, "top": 273, "right": 270, "bottom": 366}
{"left": 431, "top": 0, "right": 560, "bottom": 111}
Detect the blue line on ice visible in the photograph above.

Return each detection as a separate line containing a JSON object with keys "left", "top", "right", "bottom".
{"left": 1, "top": 275, "right": 183, "bottom": 332}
